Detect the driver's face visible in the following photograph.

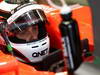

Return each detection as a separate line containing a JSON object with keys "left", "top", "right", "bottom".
{"left": 15, "top": 25, "right": 38, "bottom": 42}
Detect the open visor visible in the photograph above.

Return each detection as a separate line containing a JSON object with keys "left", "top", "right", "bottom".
{"left": 8, "top": 9, "right": 47, "bottom": 43}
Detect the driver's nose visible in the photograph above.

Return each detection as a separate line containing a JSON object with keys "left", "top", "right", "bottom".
{"left": 27, "top": 26, "right": 38, "bottom": 41}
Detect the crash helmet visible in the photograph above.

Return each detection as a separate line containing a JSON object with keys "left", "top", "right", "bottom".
{"left": 7, "top": 3, "right": 50, "bottom": 63}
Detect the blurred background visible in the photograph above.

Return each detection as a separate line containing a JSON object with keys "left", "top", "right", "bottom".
{"left": 35, "top": 0, "right": 89, "bottom": 5}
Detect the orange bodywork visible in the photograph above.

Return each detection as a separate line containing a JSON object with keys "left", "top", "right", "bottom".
{"left": 0, "top": 50, "right": 55, "bottom": 75}
{"left": 0, "top": 3, "right": 94, "bottom": 75}
{"left": 72, "top": 6, "right": 94, "bottom": 52}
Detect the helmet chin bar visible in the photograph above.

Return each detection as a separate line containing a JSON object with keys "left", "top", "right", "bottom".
{"left": 9, "top": 36, "right": 50, "bottom": 63}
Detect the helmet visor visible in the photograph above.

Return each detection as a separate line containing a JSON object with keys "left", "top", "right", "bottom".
{"left": 8, "top": 9, "right": 47, "bottom": 43}
{"left": 8, "top": 9, "right": 47, "bottom": 31}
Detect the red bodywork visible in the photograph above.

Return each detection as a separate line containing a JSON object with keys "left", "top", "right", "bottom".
{"left": 0, "top": 2, "right": 94, "bottom": 75}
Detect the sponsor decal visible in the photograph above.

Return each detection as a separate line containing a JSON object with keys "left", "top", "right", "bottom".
{"left": 32, "top": 48, "right": 48, "bottom": 57}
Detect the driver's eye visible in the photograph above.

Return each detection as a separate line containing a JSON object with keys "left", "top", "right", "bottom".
{"left": 32, "top": 26, "right": 38, "bottom": 31}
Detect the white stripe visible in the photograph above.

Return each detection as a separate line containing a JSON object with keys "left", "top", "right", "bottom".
{"left": 36, "top": 10, "right": 43, "bottom": 21}
{"left": 0, "top": 62, "right": 7, "bottom": 65}
{"left": 69, "top": 4, "right": 83, "bottom": 10}
{"left": 7, "top": 4, "right": 42, "bottom": 24}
